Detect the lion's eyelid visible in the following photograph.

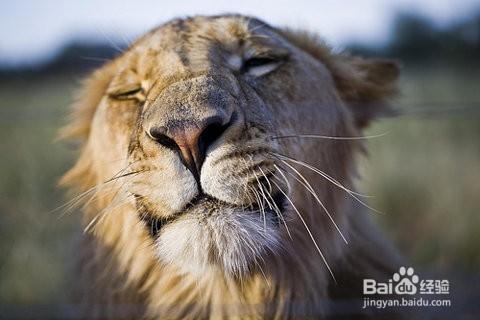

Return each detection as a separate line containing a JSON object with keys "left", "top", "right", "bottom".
{"left": 107, "top": 87, "right": 143, "bottom": 100}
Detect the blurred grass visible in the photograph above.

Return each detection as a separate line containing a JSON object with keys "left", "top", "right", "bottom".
{"left": 0, "top": 76, "right": 80, "bottom": 304}
{"left": 0, "top": 67, "right": 479, "bottom": 304}
{"left": 359, "top": 66, "right": 480, "bottom": 272}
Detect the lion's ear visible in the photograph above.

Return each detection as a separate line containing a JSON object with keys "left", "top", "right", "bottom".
{"left": 278, "top": 29, "right": 399, "bottom": 128}
{"left": 330, "top": 56, "right": 400, "bottom": 128}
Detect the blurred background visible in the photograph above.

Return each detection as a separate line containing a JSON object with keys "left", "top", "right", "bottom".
{"left": 1, "top": 0, "right": 479, "bottom": 318}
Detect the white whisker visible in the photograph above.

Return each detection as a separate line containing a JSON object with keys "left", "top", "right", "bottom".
{"left": 258, "top": 167, "right": 292, "bottom": 239}
{"left": 276, "top": 162, "right": 348, "bottom": 244}
{"left": 54, "top": 162, "right": 139, "bottom": 217}
{"left": 252, "top": 172, "right": 268, "bottom": 231}
{"left": 272, "top": 153, "right": 383, "bottom": 216}
{"left": 270, "top": 131, "right": 390, "bottom": 141}
{"left": 270, "top": 179, "right": 337, "bottom": 283}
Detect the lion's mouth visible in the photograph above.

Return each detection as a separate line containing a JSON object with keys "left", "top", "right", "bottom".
{"left": 136, "top": 192, "right": 286, "bottom": 238}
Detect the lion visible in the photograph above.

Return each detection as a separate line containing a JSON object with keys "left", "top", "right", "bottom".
{"left": 60, "top": 14, "right": 403, "bottom": 319}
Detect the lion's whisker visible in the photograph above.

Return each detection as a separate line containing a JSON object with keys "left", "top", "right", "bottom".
{"left": 245, "top": 34, "right": 270, "bottom": 40}
{"left": 270, "top": 131, "right": 389, "bottom": 141}
{"left": 83, "top": 170, "right": 145, "bottom": 233}
{"left": 242, "top": 159, "right": 268, "bottom": 225}
{"left": 255, "top": 177, "right": 277, "bottom": 230}
{"left": 84, "top": 195, "right": 131, "bottom": 233}
{"left": 272, "top": 152, "right": 371, "bottom": 198}
{"left": 84, "top": 192, "right": 134, "bottom": 233}
{"left": 239, "top": 159, "right": 257, "bottom": 209}
{"left": 252, "top": 172, "right": 269, "bottom": 232}
{"left": 248, "top": 22, "right": 269, "bottom": 33}
{"left": 96, "top": 25, "right": 125, "bottom": 53}
{"left": 103, "top": 169, "right": 146, "bottom": 183}
{"left": 79, "top": 186, "right": 119, "bottom": 212}
{"left": 77, "top": 169, "right": 147, "bottom": 220}
{"left": 248, "top": 185, "right": 262, "bottom": 211}
{"left": 55, "top": 184, "right": 103, "bottom": 216}
{"left": 273, "top": 164, "right": 292, "bottom": 194}
{"left": 258, "top": 166, "right": 273, "bottom": 194}
{"left": 56, "top": 177, "right": 123, "bottom": 218}
{"left": 55, "top": 161, "right": 141, "bottom": 216}
{"left": 284, "top": 155, "right": 384, "bottom": 214}
{"left": 270, "top": 178, "right": 337, "bottom": 283}
{"left": 276, "top": 161, "right": 348, "bottom": 245}
{"left": 258, "top": 167, "right": 293, "bottom": 240}
{"left": 274, "top": 153, "right": 383, "bottom": 215}
{"left": 255, "top": 174, "right": 273, "bottom": 212}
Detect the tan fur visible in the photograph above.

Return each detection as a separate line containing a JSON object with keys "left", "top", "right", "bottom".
{"left": 61, "top": 15, "right": 403, "bottom": 319}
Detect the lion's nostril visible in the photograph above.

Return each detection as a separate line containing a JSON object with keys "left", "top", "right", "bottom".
{"left": 148, "top": 127, "right": 179, "bottom": 151}
{"left": 197, "top": 118, "right": 231, "bottom": 157}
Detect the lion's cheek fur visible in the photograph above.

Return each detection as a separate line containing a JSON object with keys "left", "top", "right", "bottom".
{"left": 154, "top": 210, "right": 280, "bottom": 278}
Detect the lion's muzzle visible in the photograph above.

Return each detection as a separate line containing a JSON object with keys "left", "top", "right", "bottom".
{"left": 142, "top": 75, "right": 240, "bottom": 182}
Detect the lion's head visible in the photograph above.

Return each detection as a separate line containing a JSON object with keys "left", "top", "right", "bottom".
{"left": 62, "top": 15, "right": 399, "bottom": 318}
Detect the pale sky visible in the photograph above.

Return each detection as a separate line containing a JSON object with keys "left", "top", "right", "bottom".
{"left": 1, "top": 0, "right": 479, "bottom": 65}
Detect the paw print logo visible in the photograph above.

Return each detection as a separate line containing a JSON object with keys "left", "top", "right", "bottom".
{"left": 393, "top": 267, "right": 419, "bottom": 295}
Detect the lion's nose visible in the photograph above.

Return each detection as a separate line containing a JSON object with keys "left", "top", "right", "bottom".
{"left": 148, "top": 116, "right": 232, "bottom": 180}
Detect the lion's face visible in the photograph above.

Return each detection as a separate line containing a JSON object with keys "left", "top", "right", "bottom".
{"left": 66, "top": 15, "right": 398, "bottom": 280}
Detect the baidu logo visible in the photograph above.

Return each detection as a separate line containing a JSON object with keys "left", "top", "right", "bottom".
{"left": 362, "top": 266, "right": 451, "bottom": 309}
{"left": 363, "top": 266, "right": 448, "bottom": 296}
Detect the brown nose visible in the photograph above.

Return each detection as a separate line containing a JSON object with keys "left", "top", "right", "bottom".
{"left": 148, "top": 116, "right": 231, "bottom": 180}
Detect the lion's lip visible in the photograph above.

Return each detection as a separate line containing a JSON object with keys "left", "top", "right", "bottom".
{"left": 136, "top": 192, "right": 286, "bottom": 238}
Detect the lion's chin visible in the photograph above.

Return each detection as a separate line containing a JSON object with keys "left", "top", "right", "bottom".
{"left": 154, "top": 208, "right": 280, "bottom": 278}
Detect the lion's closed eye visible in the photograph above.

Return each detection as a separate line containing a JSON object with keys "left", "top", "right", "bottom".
{"left": 108, "top": 85, "right": 143, "bottom": 100}
{"left": 241, "top": 54, "right": 289, "bottom": 76}
{"left": 107, "top": 69, "right": 145, "bottom": 101}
